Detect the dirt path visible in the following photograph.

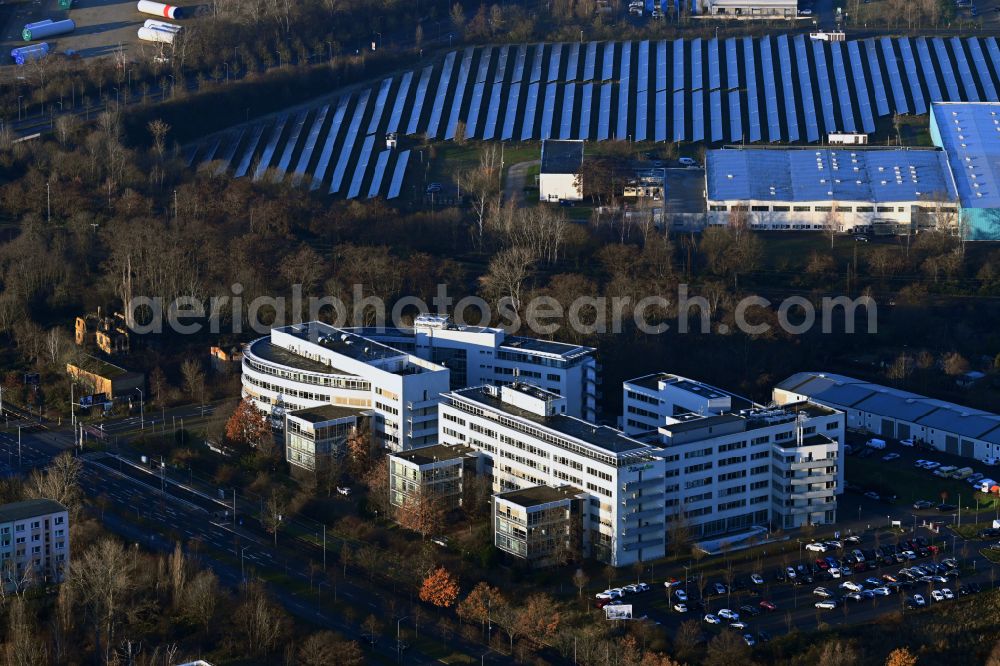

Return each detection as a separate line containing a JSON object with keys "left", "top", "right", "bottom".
{"left": 503, "top": 159, "right": 540, "bottom": 206}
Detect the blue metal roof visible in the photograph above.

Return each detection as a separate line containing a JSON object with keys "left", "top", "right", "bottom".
{"left": 930, "top": 102, "right": 1000, "bottom": 209}
{"left": 706, "top": 148, "right": 957, "bottom": 203}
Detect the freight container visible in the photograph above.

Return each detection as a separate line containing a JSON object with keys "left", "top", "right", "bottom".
{"left": 22, "top": 19, "right": 75, "bottom": 42}
{"left": 137, "top": 1, "right": 183, "bottom": 19}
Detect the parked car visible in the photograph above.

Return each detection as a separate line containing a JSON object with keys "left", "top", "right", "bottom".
{"left": 679, "top": 157, "right": 699, "bottom": 167}
{"left": 714, "top": 583, "right": 727, "bottom": 595}
{"left": 873, "top": 586, "right": 892, "bottom": 596}
{"left": 718, "top": 608, "right": 739, "bottom": 621}
{"left": 759, "top": 600, "right": 776, "bottom": 611}
{"left": 900, "top": 438, "right": 915, "bottom": 447}
{"left": 882, "top": 453, "right": 901, "bottom": 461}
{"left": 674, "top": 603, "right": 688, "bottom": 613}
{"left": 743, "top": 634, "right": 756, "bottom": 647}
{"left": 912, "top": 594, "right": 926, "bottom": 606}
{"left": 703, "top": 614, "right": 721, "bottom": 624}
{"left": 813, "top": 587, "right": 833, "bottom": 597}
{"left": 913, "top": 500, "right": 935, "bottom": 510}
{"left": 937, "top": 503, "right": 958, "bottom": 512}
{"left": 866, "top": 438, "right": 887, "bottom": 449}
{"left": 750, "top": 573, "right": 764, "bottom": 585}
{"left": 806, "top": 542, "right": 829, "bottom": 553}
{"left": 815, "top": 599, "right": 837, "bottom": 609}
{"left": 675, "top": 590, "right": 688, "bottom": 601}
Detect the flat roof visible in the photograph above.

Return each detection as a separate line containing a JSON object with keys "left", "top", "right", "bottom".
{"left": 495, "top": 484, "right": 579, "bottom": 507}
{"left": 0, "top": 499, "right": 66, "bottom": 523}
{"left": 249, "top": 338, "right": 353, "bottom": 375}
{"left": 392, "top": 443, "right": 475, "bottom": 466}
{"left": 288, "top": 405, "right": 364, "bottom": 423}
{"left": 69, "top": 354, "right": 136, "bottom": 379}
{"left": 541, "top": 140, "right": 584, "bottom": 174}
{"left": 281, "top": 323, "right": 408, "bottom": 365}
{"left": 779, "top": 371, "right": 1000, "bottom": 441}
{"left": 451, "top": 386, "right": 650, "bottom": 456}
{"left": 500, "top": 336, "right": 594, "bottom": 359}
{"left": 930, "top": 102, "right": 1000, "bottom": 208}
{"left": 707, "top": 148, "right": 956, "bottom": 203}
{"left": 626, "top": 373, "right": 755, "bottom": 411}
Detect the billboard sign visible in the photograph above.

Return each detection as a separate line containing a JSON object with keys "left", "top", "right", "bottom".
{"left": 605, "top": 604, "right": 634, "bottom": 620}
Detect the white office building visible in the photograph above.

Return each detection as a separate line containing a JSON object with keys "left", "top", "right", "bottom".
{"left": 623, "top": 373, "right": 846, "bottom": 534}
{"left": 438, "top": 383, "right": 666, "bottom": 566}
{"left": 350, "top": 314, "right": 599, "bottom": 421}
{"left": 0, "top": 499, "right": 69, "bottom": 591}
{"left": 284, "top": 405, "right": 369, "bottom": 472}
{"left": 776, "top": 371, "right": 1000, "bottom": 462}
{"left": 241, "top": 322, "right": 449, "bottom": 451}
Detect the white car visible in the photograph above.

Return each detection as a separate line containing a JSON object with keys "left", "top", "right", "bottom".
{"left": 679, "top": 157, "right": 699, "bottom": 167}
{"left": 805, "top": 542, "right": 829, "bottom": 553}
{"left": 636, "top": 582, "right": 650, "bottom": 592}
{"left": 813, "top": 587, "right": 833, "bottom": 597}
{"left": 703, "top": 614, "right": 721, "bottom": 624}
{"left": 941, "top": 588, "right": 954, "bottom": 599}
{"left": 336, "top": 486, "right": 352, "bottom": 495}
{"left": 675, "top": 589, "right": 688, "bottom": 601}
{"left": 729, "top": 621, "right": 747, "bottom": 630}
{"left": 902, "top": 550, "right": 917, "bottom": 560}
{"left": 873, "top": 586, "right": 892, "bottom": 596}
{"left": 924, "top": 462, "right": 941, "bottom": 470}
{"left": 883, "top": 453, "right": 901, "bottom": 461}
{"left": 815, "top": 599, "right": 837, "bottom": 609}
{"left": 623, "top": 584, "right": 639, "bottom": 594}
{"left": 595, "top": 589, "right": 621, "bottom": 600}
{"left": 829, "top": 568, "right": 842, "bottom": 579}
{"left": 674, "top": 603, "right": 688, "bottom": 613}
{"left": 717, "top": 608, "right": 739, "bottom": 621}
{"left": 930, "top": 590, "right": 945, "bottom": 602}
{"left": 912, "top": 594, "right": 926, "bottom": 606}
{"left": 900, "top": 438, "right": 915, "bottom": 447}
{"left": 840, "top": 581, "right": 862, "bottom": 592}
{"left": 750, "top": 573, "right": 764, "bottom": 585}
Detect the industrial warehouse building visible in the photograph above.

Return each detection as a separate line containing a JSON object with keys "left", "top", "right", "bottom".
{"left": 705, "top": 147, "right": 958, "bottom": 233}
{"left": 775, "top": 372, "right": 1000, "bottom": 463}
{"left": 930, "top": 102, "right": 1000, "bottom": 240}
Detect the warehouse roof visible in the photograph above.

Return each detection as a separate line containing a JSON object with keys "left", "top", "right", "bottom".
{"left": 777, "top": 371, "right": 1000, "bottom": 441}
{"left": 541, "top": 140, "right": 584, "bottom": 174}
{"left": 706, "top": 148, "right": 957, "bottom": 203}
{"left": 930, "top": 102, "right": 1000, "bottom": 208}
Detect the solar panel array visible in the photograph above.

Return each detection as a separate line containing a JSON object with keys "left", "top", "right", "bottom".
{"left": 191, "top": 37, "right": 1000, "bottom": 199}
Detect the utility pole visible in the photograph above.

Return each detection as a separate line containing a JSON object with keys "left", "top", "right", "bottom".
{"left": 322, "top": 525, "right": 327, "bottom": 571}
{"left": 17, "top": 425, "right": 21, "bottom": 469}
{"left": 46, "top": 181, "right": 50, "bottom": 223}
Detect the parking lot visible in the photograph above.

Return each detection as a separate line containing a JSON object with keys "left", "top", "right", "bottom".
{"left": 594, "top": 524, "right": 995, "bottom": 646}
{"left": 0, "top": 0, "right": 201, "bottom": 64}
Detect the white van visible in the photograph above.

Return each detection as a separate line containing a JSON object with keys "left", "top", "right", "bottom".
{"left": 866, "top": 438, "right": 886, "bottom": 450}
{"left": 981, "top": 479, "right": 998, "bottom": 493}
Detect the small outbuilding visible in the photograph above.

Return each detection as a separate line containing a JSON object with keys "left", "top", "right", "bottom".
{"left": 539, "top": 140, "right": 584, "bottom": 202}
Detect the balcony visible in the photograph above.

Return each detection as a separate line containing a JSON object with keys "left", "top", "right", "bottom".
{"left": 620, "top": 508, "right": 664, "bottom": 522}
{"left": 622, "top": 478, "right": 662, "bottom": 491}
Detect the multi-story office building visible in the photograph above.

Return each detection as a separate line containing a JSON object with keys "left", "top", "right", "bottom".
{"left": 284, "top": 405, "right": 369, "bottom": 473}
{"left": 241, "top": 322, "right": 449, "bottom": 451}
{"left": 623, "top": 373, "right": 845, "bottom": 535}
{"left": 438, "top": 383, "right": 666, "bottom": 566}
{"left": 388, "top": 443, "right": 477, "bottom": 511}
{"left": 350, "top": 314, "right": 599, "bottom": 421}
{"left": 493, "top": 485, "right": 585, "bottom": 565}
{"left": 0, "top": 499, "right": 69, "bottom": 591}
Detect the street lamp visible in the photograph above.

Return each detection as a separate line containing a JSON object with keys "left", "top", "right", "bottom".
{"left": 135, "top": 388, "right": 144, "bottom": 430}
{"left": 241, "top": 546, "right": 250, "bottom": 580}
{"left": 17, "top": 96, "right": 23, "bottom": 121}
{"left": 223, "top": 62, "right": 230, "bottom": 82}
{"left": 396, "top": 615, "right": 409, "bottom": 660}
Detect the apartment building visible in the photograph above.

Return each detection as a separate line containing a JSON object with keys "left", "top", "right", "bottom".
{"left": 623, "top": 373, "right": 845, "bottom": 535}
{"left": 284, "top": 405, "right": 369, "bottom": 473}
{"left": 350, "top": 314, "right": 599, "bottom": 421}
{"left": 0, "top": 499, "right": 69, "bottom": 591}
{"left": 388, "top": 443, "right": 477, "bottom": 511}
{"left": 494, "top": 485, "right": 585, "bottom": 565}
{"left": 438, "top": 383, "right": 666, "bottom": 566}
{"left": 241, "top": 322, "right": 449, "bottom": 451}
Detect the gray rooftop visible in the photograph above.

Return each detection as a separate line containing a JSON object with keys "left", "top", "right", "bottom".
{"left": 392, "top": 443, "right": 475, "bottom": 466}
{"left": 540, "top": 140, "right": 584, "bottom": 174}
{"left": 500, "top": 336, "right": 594, "bottom": 359}
{"left": 779, "top": 371, "right": 1000, "bottom": 441}
{"left": 452, "top": 386, "right": 649, "bottom": 456}
{"left": 288, "top": 405, "right": 365, "bottom": 424}
{"left": 495, "top": 484, "right": 580, "bottom": 507}
{"left": 707, "top": 148, "right": 956, "bottom": 203}
{"left": 0, "top": 499, "right": 67, "bottom": 523}
{"left": 248, "top": 338, "right": 354, "bottom": 375}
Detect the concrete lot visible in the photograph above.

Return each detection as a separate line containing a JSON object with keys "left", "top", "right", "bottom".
{"left": 0, "top": 0, "right": 200, "bottom": 64}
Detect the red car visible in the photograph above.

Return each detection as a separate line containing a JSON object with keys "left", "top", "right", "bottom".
{"left": 759, "top": 600, "right": 777, "bottom": 611}
{"left": 927, "top": 545, "right": 939, "bottom": 555}
{"left": 815, "top": 558, "right": 830, "bottom": 570}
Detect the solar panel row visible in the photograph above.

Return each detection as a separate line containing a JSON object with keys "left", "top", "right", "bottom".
{"left": 201, "top": 37, "right": 1000, "bottom": 199}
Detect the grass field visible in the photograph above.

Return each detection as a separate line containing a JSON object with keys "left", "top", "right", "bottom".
{"left": 847, "top": 455, "right": 1000, "bottom": 514}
